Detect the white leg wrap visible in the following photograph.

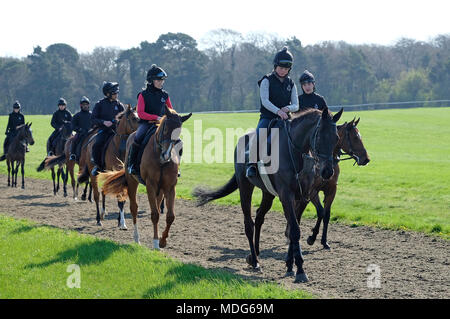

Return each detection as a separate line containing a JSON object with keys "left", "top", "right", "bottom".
{"left": 153, "top": 239, "right": 160, "bottom": 250}
{"left": 134, "top": 225, "right": 140, "bottom": 244}
{"left": 119, "top": 209, "right": 127, "bottom": 230}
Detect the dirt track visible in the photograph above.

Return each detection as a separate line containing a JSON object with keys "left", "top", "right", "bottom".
{"left": 1, "top": 177, "right": 449, "bottom": 299}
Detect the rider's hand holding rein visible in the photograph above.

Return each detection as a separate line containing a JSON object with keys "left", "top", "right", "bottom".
{"left": 103, "top": 120, "right": 113, "bottom": 127}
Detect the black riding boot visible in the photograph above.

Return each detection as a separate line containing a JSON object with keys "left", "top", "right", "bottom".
{"left": 127, "top": 142, "right": 140, "bottom": 175}
{"left": 90, "top": 146, "right": 101, "bottom": 176}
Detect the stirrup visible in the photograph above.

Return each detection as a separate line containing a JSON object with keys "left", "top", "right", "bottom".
{"left": 47, "top": 151, "right": 54, "bottom": 156}
{"left": 91, "top": 166, "right": 100, "bottom": 176}
{"left": 69, "top": 154, "right": 76, "bottom": 161}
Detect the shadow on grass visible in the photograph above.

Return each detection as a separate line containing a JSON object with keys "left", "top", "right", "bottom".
{"left": 142, "top": 262, "right": 260, "bottom": 298}
{"left": 25, "top": 236, "right": 137, "bottom": 269}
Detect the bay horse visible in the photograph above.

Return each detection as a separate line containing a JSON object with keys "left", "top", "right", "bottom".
{"left": 101, "top": 106, "right": 192, "bottom": 249}
{"left": 1, "top": 123, "right": 35, "bottom": 188}
{"left": 284, "top": 117, "right": 371, "bottom": 249}
{"left": 37, "top": 121, "right": 73, "bottom": 195}
{"left": 193, "top": 107, "right": 343, "bottom": 283}
{"left": 77, "top": 105, "right": 139, "bottom": 228}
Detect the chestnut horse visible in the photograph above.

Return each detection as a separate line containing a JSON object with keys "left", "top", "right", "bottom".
{"left": 101, "top": 106, "right": 191, "bottom": 249}
{"left": 287, "top": 117, "right": 370, "bottom": 249}
{"left": 1, "top": 123, "right": 35, "bottom": 188}
{"left": 77, "top": 105, "right": 140, "bottom": 227}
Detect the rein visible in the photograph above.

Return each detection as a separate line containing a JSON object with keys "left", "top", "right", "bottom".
{"left": 336, "top": 126, "right": 359, "bottom": 166}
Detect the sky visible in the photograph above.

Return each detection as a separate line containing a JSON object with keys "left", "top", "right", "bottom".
{"left": 0, "top": 0, "right": 449, "bottom": 58}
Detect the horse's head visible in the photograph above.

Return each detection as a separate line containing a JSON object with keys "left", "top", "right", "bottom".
{"left": 156, "top": 105, "right": 192, "bottom": 164}
{"left": 18, "top": 122, "right": 35, "bottom": 145}
{"left": 116, "top": 104, "right": 140, "bottom": 135}
{"left": 338, "top": 117, "right": 370, "bottom": 166}
{"left": 311, "top": 107, "right": 342, "bottom": 180}
{"left": 61, "top": 121, "right": 73, "bottom": 139}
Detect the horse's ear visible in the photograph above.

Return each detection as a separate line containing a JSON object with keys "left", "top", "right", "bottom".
{"left": 29, "top": 122, "right": 32, "bottom": 127}
{"left": 165, "top": 105, "right": 171, "bottom": 116}
{"left": 321, "top": 106, "right": 329, "bottom": 120}
{"left": 332, "top": 108, "right": 343, "bottom": 123}
{"left": 355, "top": 117, "right": 360, "bottom": 126}
{"left": 181, "top": 113, "right": 192, "bottom": 123}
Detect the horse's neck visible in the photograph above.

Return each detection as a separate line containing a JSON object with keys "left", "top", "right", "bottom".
{"left": 292, "top": 116, "right": 318, "bottom": 152}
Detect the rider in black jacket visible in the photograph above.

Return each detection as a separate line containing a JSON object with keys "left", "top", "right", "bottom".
{"left": 69, "top": 96, "right": 93, "bottom": 161}
{"left": 47, "top": 98, "right": 72, "bottom": 156}
{"left": 2, "top": 101, "right": 25, "bottom": 158}
{"left": 298, "top": 70, "right": 328, "bottom": 111}
{"left": 90, "top": 82, "right": 125, "bottom": 176}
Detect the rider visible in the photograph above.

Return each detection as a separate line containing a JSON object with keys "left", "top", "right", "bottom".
{"left": 90, "top": 81, "right": 125, "bottom": 176}
{"left": 298, "top": 70, "right": 328, "bottom": 111}
{"left": 69, "top": 96, "right": 93, "bottom": 161}
{"left": 246, "top": 46, "right": 299, "bottom": 178}
{"left": 127, "top": 64, "right": 174, "bottom": 176}
{"left": 47, "top": 98, "right": 72, "bottom": 156}
{"left": 2, "top": 101, "right": 26, "bottom": 159}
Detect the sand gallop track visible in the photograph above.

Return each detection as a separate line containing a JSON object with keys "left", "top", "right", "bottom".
{"left": 1, "top": 177, "right": 448, "bottom": 298}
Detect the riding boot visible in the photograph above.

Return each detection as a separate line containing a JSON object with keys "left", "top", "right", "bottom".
{"left": 90, "top": 146, "right": 101, "bottom": 176}
{"left": 127, "top": 142, "right": 140, "bottom": 175}
{"left": 246, "top": 164, "right": 257, "bottom": 178}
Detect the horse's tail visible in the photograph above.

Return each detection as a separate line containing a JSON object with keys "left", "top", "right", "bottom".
{"left": 192, "top": 174, "right": 238, "bottom": 206}
{"left": 99, "top": 170, "right": 128, "bottom": 201}
{"left": 0, "top": 155, "right": 5, "bottom": 162}
{"left": 77, "top": 165, "right": 90, "bottom": 184}
{"left": 37, "top": 154, "right": 66, "bottom": 171}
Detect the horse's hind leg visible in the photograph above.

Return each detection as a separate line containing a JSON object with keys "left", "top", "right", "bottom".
{"left": 254, "top": 191, "right": 275, "bottom": 256}
{"left": 14, "top": 161, "right": 19, "bottom": 187}
{"left": 7, "top": 160, "right": 10, "bottom": 186}
{"left": 56, "top": 166, "right": 61, "bottom": 194}
{"left": 239, "top": 180, "right": 258, "bottom": 269}
{"left": 146, "top": 183, "right": 162, "bottom": 250}
{"left": 21, "top": 160, "right": 25, "bottom": 189}
{"left": 63, "top": 166, "right": 68, "bottom": 197}
{"left": 127, "top": 179, "right": 140, "bottom": 244}
{"left": 101, "top": 191, "right": 107, "bottom": 219}
{"left": 117, "top": 199, "right": 127, "bottom": 230}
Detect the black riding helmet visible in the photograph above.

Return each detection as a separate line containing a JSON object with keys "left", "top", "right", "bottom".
{"left": 147, "top": 64, "right": 168, "bottom": 82}
{"left": 58, "top": 98, "right": 67, "bottom": 106}
{"left": 13, "top": 100, "right": 21, "bottom": 109}
{"left": 80, "top": 96, "right": 90, "bottom": 104}
{"left": 299, "top": 70, "right": 315, "bottom": 84}
{"left": 273, "top": 46, "right": 294, "bottom": 69}
{"left": 102, "top": 81, "right": 119, "bottom": 96}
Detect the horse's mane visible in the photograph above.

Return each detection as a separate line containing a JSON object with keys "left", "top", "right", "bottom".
{"left": 154, "top": 108, "right": 180, "bottom": 135}
{"left": 290, "top": 108, "right": 321, "bottom": 123}
{"left": 115, "top": 104, "right": 133, "bottom": 121}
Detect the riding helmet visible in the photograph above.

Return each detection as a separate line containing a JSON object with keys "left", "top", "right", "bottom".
{"left": 13, "top": 100, "right": 21, "bottom": 109}
{"left": 147, "top": 64, "right": 168, "bottom": 82}
{"left": 58, "top": 98, "right": 67, "bottom": 106}
{"left": 273, "top": 46, "right": 294, "bottom": 69}
{"left": 80, "top": 96, "right": 90, "bottom": 104}
{"left": 299, "top": 70, "right": 315, "bottom": 84}
{"left": 102, "top": 81, "right": 119, "bottom": 96}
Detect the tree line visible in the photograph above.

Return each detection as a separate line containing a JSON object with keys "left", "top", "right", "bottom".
{"left": 0, "top": 30, "right": 448, "bottom": 115}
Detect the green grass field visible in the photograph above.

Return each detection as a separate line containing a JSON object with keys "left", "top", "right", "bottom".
{"left": 0, "top": 107, "right": 449, "bottom": 238}
{"left": 0, "top": 215, "right": 313, "bottom": 299}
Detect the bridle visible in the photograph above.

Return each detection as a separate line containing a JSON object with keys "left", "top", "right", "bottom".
{"left": 337, "top": 124, "right": 360, "bottom": 165}
{"left": 154, "top": 117, "right": 182, "bottom": 164}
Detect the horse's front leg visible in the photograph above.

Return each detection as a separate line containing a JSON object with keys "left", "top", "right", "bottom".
{"left": 280, "top": 192, "right": 308, "bottom": 283}
{"left": 320, "top": 186, "right": 336, "bottom": 250}
{"left": 307, "top": 193, "right": 325, "bottom": 246}
{"left": 56, "top": 166, "right": 61, "bottom": 194}
{"left": 254, "top": 191, "right": 275, "bottom": 256}
{"left": 91, "top": 176, "right": 102, "bottom": 226}
{"left": 7, "top": 160, "right": 10, "bottom": 187}
{"left": 117, "top": 199, "right": 127, "bottom": 230}
{"left": 14, "top": 161, "right": 20, "bottom": 187}
{"left": 160, "top": 188, "right": 175, "bottom": 248}
{"left": 51, "top": 167, "right": 56, "bottom": 195}
{"left": 146, "top": 182, "right": 162, "bottom": 250}
{"left": 21, "top": 160, "right": 25, "bottom": 189}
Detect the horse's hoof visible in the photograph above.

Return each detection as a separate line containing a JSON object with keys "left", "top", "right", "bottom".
{"left": 159, "top": 238, "right": 167, "bottom": 248}
{"left": 322, "top": 243, "right": 331, "bottom": 250}
{"left": 74, "top": 197, "right": 78, "bottom": 201}
{"left": 306, "top": 236, "right": 315, "bottom": 246}
{"left": 119, "top": 224, "right": 128, "bottom": 230}
{"left": 294, "top": 272, "right": 309, "bottom": 283}
{"left": 285, "top": 271, "right": 295, "bottom": 277}
{"left": 97, "top": 221, "right": 102, "bottom": 226}
{"left": 64, "top": 193, "right": 67, "bottom": 197}
{"left": 81, "top": 195, "right": 86, "bottom": 201}
{"left": 246, "top": 254, "right": 253, "bottom": 266}
{"left": 21, "top": 186, "right": 25, "bottom": 189}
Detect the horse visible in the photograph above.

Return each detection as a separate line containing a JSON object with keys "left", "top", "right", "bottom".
{"left": 1, "top": 123, "right": 35, "bottom": 188}
{"left": 37, "top": 121, "right": 73, "bottom": 195}
{"left": 193, "top": 107, "right": 343, "bottom": 283}
{"left": 41, "top": 129, "right": 96, "bottom": 201}
{"left": 100, "top": 106, "right": 192, "bottom": 249}
{"left": 284, "top": 117, "right": 371, "bottom": 249}
{"left": 77, "top": 105, "right": 140, "bottom": 228}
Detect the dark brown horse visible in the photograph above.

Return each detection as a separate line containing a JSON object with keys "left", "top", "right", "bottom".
{"left": 41, "top": 129, "right": 96, "bottom": 201}
{"left": 284, "top": 117, "right": 370, "bottom": 249}
{"left": 193, "top": 107, "right": 343, "bottom": 283}
{"left": 37, "top": 121, "right": 73, "bottom": 195}
{"left": 101, "top": 106, "right": 191, "bottom": 249}
{"left": 77, "top": 105, "right": 140, "bottom": 228}
{"left": 1, "top": 123, "right": 35, "bottom": 188}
